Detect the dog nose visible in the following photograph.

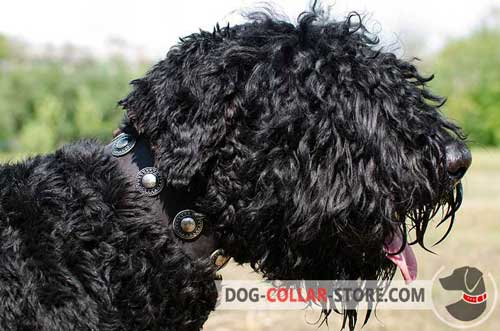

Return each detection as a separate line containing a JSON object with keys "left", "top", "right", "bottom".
{"left": 445, "top": 141, "right": 471, "bottom": 180}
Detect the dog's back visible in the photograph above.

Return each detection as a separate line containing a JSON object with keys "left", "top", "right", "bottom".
{"left": 0, "top": 141, "right": 127, "bottom": 329}
{"left": 0, "top": 140, "right": 216, "bottom": 330}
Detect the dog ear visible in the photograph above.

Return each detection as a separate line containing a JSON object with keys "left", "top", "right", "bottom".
{"left": 150, "top": 98, "right": 230, "bottom": 189}
{"left": 118, "top": 78, "right": 158, "bottom": 135}
{"left": 120, "top": 68, "right": 232, "bottom": 190}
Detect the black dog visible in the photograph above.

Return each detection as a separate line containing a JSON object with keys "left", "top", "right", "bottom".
{"left": 0, "top": 7, "right": 471, "bottom": 331}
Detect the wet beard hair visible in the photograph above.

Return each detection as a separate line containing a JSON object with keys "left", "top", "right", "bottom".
{"left": 324, "top": 182, "right": 463, "bottom": 330}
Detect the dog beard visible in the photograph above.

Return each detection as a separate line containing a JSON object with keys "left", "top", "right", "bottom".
{"left": 385, "top": 181, "right": 463, "bottom": 282}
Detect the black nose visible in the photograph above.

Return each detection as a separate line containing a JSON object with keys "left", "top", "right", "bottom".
{"left": 445, "top": 141, "right": 472, "bottom": 180}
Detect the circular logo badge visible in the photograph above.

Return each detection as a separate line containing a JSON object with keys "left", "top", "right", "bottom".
{"left": 431, "top": 265, "right": 497, "bottom": 328}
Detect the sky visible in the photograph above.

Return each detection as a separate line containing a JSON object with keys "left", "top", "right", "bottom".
{"left": 0, "top": 0, "right": 498, "bottom": 59}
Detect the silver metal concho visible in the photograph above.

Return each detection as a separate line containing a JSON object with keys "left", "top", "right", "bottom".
{"left": 111, "top": 133, "right": 136, "bottom": 157}
{"left": 135, "top": 167, "right": 165, "bottom": 196}
{"left": 172, "top": 209, "right": 205, "bottom": 240}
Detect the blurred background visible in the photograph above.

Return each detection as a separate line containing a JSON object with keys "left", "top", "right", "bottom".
{"left": 0, "top": 0, "right": 499, "bottom": 330}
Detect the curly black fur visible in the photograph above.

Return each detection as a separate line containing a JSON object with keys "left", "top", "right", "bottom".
{"left": 120, "top": 7, "right": 465, "bottom": 329}
{"left": 0, "top": 141, "right": 216, "bottom": 330}
{"left": 0, "top": 5, "right": 467, "bottom": 331}
{"left": 120, "top": 8, "right": 464, "bottom": 281}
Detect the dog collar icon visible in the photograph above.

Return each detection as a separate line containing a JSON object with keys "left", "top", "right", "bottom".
{"left": 463, "top": 292, "right": 487, "bottom": 304}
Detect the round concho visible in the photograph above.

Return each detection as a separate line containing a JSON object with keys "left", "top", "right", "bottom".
{"left": 111, "top": 133, "right": 136, "bottom": 157}
{"left": 172, "top": 209, "right": 204, "bottom": 240}
{"left": 135, "top": 167, "right": 165, "bottom": 196}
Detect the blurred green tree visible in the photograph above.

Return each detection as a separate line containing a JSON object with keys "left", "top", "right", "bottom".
{"left": 0, "top": 34, "right": 9, "bottom": 60}
{"left": 0, "top": 36, "right": 146, "bottom": 155}
{"left": 1, "top": 13, "right": 500, "bottom": 158}
{"left": 431, "top": 17, "right": 500, "bottom": 146}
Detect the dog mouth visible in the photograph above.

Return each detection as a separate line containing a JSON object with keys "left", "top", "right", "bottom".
{"left": 384, "top": 230, "right": 418, "bottom": 284}
{"left": 383, "top": 182, "right": 463, "bottom": 284}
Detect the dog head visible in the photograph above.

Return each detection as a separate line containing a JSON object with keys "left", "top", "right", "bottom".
{"left": 440, "top": 267, "right": 485, "bottom": 294}
{"left": 119, "top": 8, "right": 470, "bottom": 326}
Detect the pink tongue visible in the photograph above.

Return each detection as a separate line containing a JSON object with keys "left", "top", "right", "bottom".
{"left": 384, "top": 232, "right": 418, "bottom": 284}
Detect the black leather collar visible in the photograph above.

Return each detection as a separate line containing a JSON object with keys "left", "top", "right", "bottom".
{"left": 105, "top": 133, "right": 229, "bottom": 269}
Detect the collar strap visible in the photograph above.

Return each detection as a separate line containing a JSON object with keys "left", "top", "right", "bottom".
{"left": 111, "top": 133, "right": 165, "bottom": 197}
{"left": 106, "top": 133, "right": 230, "bottom": 271}
{"left": 463, "top": 292, "right": 487, "bottom": 304}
